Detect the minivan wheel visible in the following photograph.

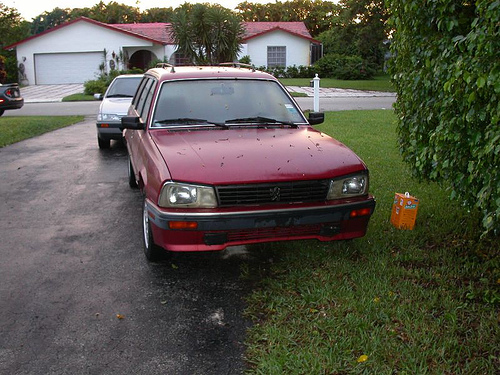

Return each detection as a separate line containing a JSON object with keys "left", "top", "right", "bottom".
{"left": 142, "top": 198, "right": 165, "bottom": 261}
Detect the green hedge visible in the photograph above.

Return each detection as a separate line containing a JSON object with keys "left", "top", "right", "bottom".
{"left": 389, "top": 0, "right": 500, "bottom": 234}
{"left": 314, "top": 53, "right": 375, "bottom": 80}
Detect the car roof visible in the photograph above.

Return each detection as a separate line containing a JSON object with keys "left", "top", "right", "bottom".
{"left": 114, "top": 74, "right": 144, "bottom": 79}
{"left": 145, "top": 65, "right": 276, "bottom": 82}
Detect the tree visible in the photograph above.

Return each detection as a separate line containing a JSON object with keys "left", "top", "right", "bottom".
{"left": 87, "top": 1, "right": 141, "bottom": 24}
{"left": 0, "top": 2, "right": 29, "bottom": 46}
{"left": 30, "top": 7, "right": 72, "bottom": 35}
{"left": 29, "top": 1, "right": 143, "bottom": 35}
{"left": 170, "top": 4, "right": 245, "bottom": 65}
{"left": 141, "top": 7, "right": 174, "bottom": 23}
{"left": 318, "top": 0, "right": 389, "bottom": 69}
{"left": 236, "top": 0, "right": 339, "bottom": 37}
{"left": 388, "top": 0, "right": 500, "bottom": 234}
{"left": 0, "top": 2, "right": 30, "bottom": 82}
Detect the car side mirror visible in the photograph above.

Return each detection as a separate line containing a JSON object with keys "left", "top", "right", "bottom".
{"left": 308, "top": 112, "right": 324, "bottom": 125}
{"left": 93, "top": 93, "right": 103, "bottom": 100}
{"left": 121, "top": 116, "right": 145, "bottom": 130}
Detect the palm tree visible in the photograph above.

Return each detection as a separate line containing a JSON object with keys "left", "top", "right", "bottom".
{"left": 170, "top": 4, "right": 245, "bottom": 65}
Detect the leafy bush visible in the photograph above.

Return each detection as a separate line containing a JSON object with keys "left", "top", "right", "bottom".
{"left": 314, "top": 53, "right": 375, "bottom": 79}
{"left": 388, "top": 0, "right": 500, "bottom": 234}
{"left": 257, "top": 65, "right": 316, "bottom": 79}
{"left": 83, "top": 79, "right": 107, "bottom": 96}
{"left": 238, "top": 55, "right": 251, "bottom": 65}
{"left": 0, "top": 55, "right": 6, "bottom": 84}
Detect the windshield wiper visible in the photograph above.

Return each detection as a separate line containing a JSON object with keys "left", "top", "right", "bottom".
{"left": 155, "top": 118, "right": 229, "bottom": 128}
{"left": 225, "top": 116, "right": 298, "bottom": 128}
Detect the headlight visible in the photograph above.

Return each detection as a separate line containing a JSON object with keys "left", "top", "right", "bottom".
{"left": 327, "top": 173, "right": 368, "bottom": 200}
{"left": 98, "top": 113, "right": 122, "bottom": 122}
{"left": 158, "top": 182, "right": 217, "bottom": 208}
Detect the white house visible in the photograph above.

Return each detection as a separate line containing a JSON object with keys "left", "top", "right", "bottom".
{"left": 5, "top": 17, "right": 321, "bottom": 86}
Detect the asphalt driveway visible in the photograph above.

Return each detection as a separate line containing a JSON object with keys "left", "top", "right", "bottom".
{"left": 0, "top": 118, "right": 262, "bottom": 374}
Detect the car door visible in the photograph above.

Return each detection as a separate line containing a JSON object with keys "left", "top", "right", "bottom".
{"left": 127, "top": 77, "right": 157, "bottom": 185}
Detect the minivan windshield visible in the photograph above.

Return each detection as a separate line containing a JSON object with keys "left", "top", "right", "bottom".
{"left": 151, "top": 79, "right": 306, "bottom": 127}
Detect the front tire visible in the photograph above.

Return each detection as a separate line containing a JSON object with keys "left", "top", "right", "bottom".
{"left": 143, "top": 198, "right": 164, "bottom": 262}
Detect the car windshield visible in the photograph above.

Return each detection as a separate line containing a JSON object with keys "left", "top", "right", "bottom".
{"left": 151, "top": 79, "right": 306, "bottom": 128}
{"left": 106, "top": 77, "right": 142, "bottom": 98}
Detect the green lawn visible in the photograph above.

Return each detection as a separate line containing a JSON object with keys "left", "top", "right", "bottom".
{"left": 62, "top": 93, "right": 95, "bottom": 102}
{"left": 244, "top": 110, "right": 499, "bottom": 374}
{"left": 0, "top": 116, "right": 85, "bottom": 147}
{"left": 281, "top": 75, "right": 394, "bottom": 92}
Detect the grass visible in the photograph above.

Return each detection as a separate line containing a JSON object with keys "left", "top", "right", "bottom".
{"left": 244, "top": 110, "right": 499, "bottom": 374}
{"left": 280, "top": 74, "right": 394, "bottom": 92}
{"left": 62, "top": 93, "right": 95, "bottom": 101}
{"left": 0, "top": 116, "right": 85, "bottom": 147}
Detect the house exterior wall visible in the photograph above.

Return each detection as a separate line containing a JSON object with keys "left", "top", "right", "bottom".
{"left": 243, "top": 30, "right": 312, "bottom": 68}
{"left": 16, "top": 22, "right": 156, "bottom": 85}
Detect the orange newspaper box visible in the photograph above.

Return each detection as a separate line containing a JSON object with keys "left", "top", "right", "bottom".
{"left": 391, "top": 192, "right": 419, "bottom": 230}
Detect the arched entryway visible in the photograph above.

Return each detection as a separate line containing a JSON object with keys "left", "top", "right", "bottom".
{"left": 128, "top": 50, "right": 156, "bottom": 70}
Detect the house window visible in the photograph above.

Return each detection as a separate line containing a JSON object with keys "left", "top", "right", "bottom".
{"left": 172, "top": 52, "right": 191, "bottom": 66}
{"left": 267, "top": 46, "right": 286, "bottom": 67}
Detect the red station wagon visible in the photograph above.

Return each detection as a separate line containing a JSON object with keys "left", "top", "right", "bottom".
{"left": 122, "top": 64, "right": 375, "bottom": 261}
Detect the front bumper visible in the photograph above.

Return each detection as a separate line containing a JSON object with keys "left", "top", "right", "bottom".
{"left": 96, "top": 122, "right": 123, "bottom": 140}
{"left": 146, "top": 197, "right": 376, "bottom": 252}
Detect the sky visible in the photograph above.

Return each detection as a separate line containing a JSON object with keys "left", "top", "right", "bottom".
{"left": 4, "top": 0, "right": 273, "bottom": 21}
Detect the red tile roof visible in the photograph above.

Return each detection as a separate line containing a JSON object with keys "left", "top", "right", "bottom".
{"left": 111, "top": 22, "right": 174, "bottom": 44}
{"left": 242, "top": 22, "right": 319, "bottom": 43}
{"left": 4, "top": 17, "right": 319, "bottom": 50}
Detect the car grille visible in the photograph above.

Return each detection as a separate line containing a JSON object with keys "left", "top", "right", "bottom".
{"left": 226, "top": 223, "right": 323, "bottom": 242}
{"left": 216, "top": 179, "right": 330, "bottom": 207}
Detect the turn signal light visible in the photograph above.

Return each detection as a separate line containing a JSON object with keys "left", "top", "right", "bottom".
{"left": 350, "top": 208, "right": 371, "bottom": 218}
{"left": 169, "top": 221, "right": 198, "bottom": 230}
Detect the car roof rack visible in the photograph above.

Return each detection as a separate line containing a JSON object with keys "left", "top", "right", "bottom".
{"left": 156, "top": 63, "right": 176, "bottom": 73}
{"left": 219, "top": 62, "right": 255, "bottom": 72}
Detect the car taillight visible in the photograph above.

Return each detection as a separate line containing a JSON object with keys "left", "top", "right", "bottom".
{"left": 5, "top": 89, "right": 12, "bottom": 97}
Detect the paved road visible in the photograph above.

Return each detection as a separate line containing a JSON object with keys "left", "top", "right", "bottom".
{"left": 0, "top": 118, "right": 264, "bottom": 374}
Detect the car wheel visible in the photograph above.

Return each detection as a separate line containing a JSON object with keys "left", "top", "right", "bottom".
{"left": 98, "top": 136, "right": 110, "bottom": 149}
{"left": 0, "top": 109, "right": 4, "bottom": 117}
{"left": 143, "top": 198, "right": 165, "bottom": 262}
{"left": 128, "top": 156, "right": 138, "bottom": 188}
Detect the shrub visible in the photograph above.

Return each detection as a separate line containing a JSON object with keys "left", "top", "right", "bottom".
{"left": 388, "top": 0, "right": 500, "bottom": 234}
{"left": 83, "top": 79, "right": 107, "bottom": 96}
{"left": 257, "top": 65, "right": 316, "bottom": 79}
{"left": 0, "top": 55, "right": 6, "bottom": 84}
{"left": 238, "top": 55, "right": 251, "bottom": 65}
{"left": 314, "top": 54, "right": 375, "bottom": 80}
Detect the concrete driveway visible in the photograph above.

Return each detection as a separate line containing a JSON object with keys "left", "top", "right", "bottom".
{"left": 0, "top": 118, "right": 263, "bottom": 374}
{"left": 21, "top": 84, "right": 85, "bottom": 103}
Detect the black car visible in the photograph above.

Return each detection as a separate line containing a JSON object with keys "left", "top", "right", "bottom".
{"left": 0, "top": 83, "right": 24, "bottom": 116}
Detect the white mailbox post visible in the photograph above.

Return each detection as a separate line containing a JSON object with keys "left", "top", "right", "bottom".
{"left": 313, "top": 74, "right": 320, "bottom": 112}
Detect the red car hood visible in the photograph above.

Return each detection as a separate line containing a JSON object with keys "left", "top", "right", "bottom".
{"left": 150, "top": 126, "right": 366, "bottom": 185}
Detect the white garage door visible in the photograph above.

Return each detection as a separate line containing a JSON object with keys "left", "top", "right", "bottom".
{"left": 35, "top": 52, "right": 103, "bottom": 84}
